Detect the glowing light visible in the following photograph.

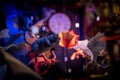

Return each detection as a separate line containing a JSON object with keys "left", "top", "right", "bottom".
{"left": 30, "top": 26, "right": 39, "bottom": 37}
{"left": 68, "top": 68, "right": 72, "bottom": 73}
{"left": 75, "top": 22, "right": 80, "bottom": 28}
{"left": 64, "top": 57, "right": 68, "bottom": 62}
{"left": 31, "top": 16, "right": 33, "bottom": 20}
{"left": 99, "top": 35, "right": 120, "bottom": 41}
{"left": 58, "top": 30, "right": 79, "bottom": 48}
{"left": 96, "top": 16, "right": 100, "bottom": 21}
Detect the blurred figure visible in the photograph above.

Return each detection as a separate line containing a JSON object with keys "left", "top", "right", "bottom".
{"left": 28, "top": 48, "right": 58, "bottom": 75}
{"left": 87, "top": 49, "right": 112, "bottom": 79}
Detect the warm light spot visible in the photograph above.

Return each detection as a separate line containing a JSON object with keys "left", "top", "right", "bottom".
{"left": 58, "top": 30, "right": 79, "bottom": 48}
{"left": 99, "top": 35, "right": 120, "bottom": 41}
{"left": 37, "top": 57, "right": 46, "bottom": 63}
{"left": 70, "top": 48, "right": 86, "bottom": 60}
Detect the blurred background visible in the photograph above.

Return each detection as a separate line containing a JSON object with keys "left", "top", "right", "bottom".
{"left": 0, "top": 0, "right": 120, "bottom": 80}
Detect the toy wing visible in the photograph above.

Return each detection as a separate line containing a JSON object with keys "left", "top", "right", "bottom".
{"left": 73, "top": 39, "right": 94, "bottom": 63}
{"left": 87, "top": 32, "right": 106, "bottom": 54}
{"left": 73, "top": 39, "right": 89, "bottom": 50}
